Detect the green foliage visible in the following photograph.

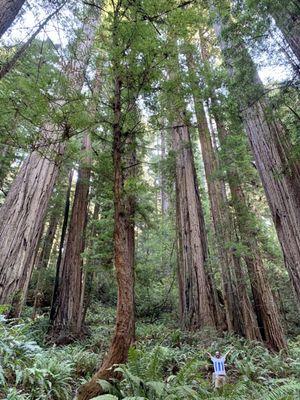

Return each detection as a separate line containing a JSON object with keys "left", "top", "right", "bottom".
{"left": 1, "top": 307, "right": 300, "bottom": 399}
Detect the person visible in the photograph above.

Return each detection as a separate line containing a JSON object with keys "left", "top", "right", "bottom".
{"left": 206, "top": 350, "right": 230, "bottom": 389}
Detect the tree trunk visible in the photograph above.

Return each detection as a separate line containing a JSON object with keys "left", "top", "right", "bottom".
{"left": 173, "top": 116, "right": 216, "bottom": 330}
{"left": 77, "top": 74, "right": 136, "bottom": 400}
{"left": 49, "top": 170, "right": 73, "bottom": 324}
{"left": 160, "top": 130, "right": 169, "bottom": 215}
{"left": 32, "top": 208, "right": 60, "bottom": 319}
{"left": 214, "top": 10, "right": 300, "bottom": 308}
{"left": 36, "top": 210, "right": 60, "bottom": 272}
{"left": 186, "top": 51, "right": 242, "bottom": 334}
{"left": 243, "top": 101, "right": 300, "bottom": 307}
{"left": 229, "top": 178, "right": 286, "bottom": 351}
{"left": 0, "top": 132, "right": 64, "bottom": 318}
{"left": 49, "top": 134, "right": 91, "bottom": 343}
{"left": 270, "top": 1, "right": 300, "bottom": 63}
{"left": 82, "top": 202, "right": 100, "bottom": 323}
{"left": 231, "top": 251, "right": 262, "bottom": 341}
{"left": 0, "top": 0, "right": 25, "bottom": 38}
{"left": 0, "top": 5, "right": 65, "bottom": 80}
{"left": 214, "top": 111, "right": 286, "bottom": 350}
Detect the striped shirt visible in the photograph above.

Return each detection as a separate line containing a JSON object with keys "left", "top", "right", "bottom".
{"left": 211, "top": 356, "right": 226, "bottom": 376}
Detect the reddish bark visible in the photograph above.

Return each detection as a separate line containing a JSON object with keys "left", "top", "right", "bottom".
{"left": 173, "top": 117, "right": 216, "bottom": 330}
{"left": 77, "top": 74, "right": 136, "bottom": 400}
{"left": 49, "top": 134, "right": 91, "bottom": 343}
{"left": 214, "top": 12, "right": 300, "bottom": 309}
{"left": 0, "top": 131, "right": 64, "bottom": 317}
{"left": 49, "top": 170, "right": 73, "bottom": 324}
{"left": 215, "top": 113, "right": 286, "bottom": 350}
{"left": 32, "top": 209, "right": 60, "bottom": 319}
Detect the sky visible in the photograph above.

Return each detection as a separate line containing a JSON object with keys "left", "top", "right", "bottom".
{"left": 1, "top": 2, "right": 294, "bottom": 85}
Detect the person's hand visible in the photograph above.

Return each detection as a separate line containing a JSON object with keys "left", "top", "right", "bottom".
{"left": 224, "top": 350, "right": 230, "bottom": 358}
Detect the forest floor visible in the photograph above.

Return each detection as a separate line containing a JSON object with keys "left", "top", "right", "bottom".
{"left": 0, "top": 304, "right": 300, "bottom": 400}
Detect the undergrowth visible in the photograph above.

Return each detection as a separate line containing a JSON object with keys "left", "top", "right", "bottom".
{"left": 0, "top": 305, "right": 299, "bottom": 399}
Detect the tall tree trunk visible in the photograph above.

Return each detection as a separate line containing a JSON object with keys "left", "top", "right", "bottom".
{"left": 49, "top": 134, "right": 91, "bottom": 343}
{"left": 0, "top": 5, "right": 65, "bottom": 80}
{"left": 32, "top": 208, "right": 60, "bottom": 319}
{"left": 49, "top": 170, "right": 73, "bottom": 324}
{"left": 82, "top": 202, "right": 100, "bottom": 323}
{"left": 160, "top": 130, "right": 169, "bottom": 215}
{"left": 35, "top": 209, "right": 60, "bottom": 272}
{"left": 186, "top": 51, "right": 242, "bottom": 334}
{"left": 0, "top": 0, "right": 25, "bottom": 38}
{"left": 0, "top": 7, "right": 100, "bottom": 318}
{"left": 231, "top": 249, "right": 262, "bottom": 341}
{"left": 214, "top": 111, "right": 286, "bottom": 350}
{"left": 173, "top": 115, "right": 216, "bottom": 330}
{"left": 214, "top": 9, "right": 300, "bottom": 308}
{"left": 229, "top": 177, "right": 286, "bottom": 350}
{"left": 0, "top": 132, "right": 64, "bottom": 318}
{"left": 77, "top": 75, "right": 136, "bottom": 400}
{"left": 269, "top": 1, "right": 300, "bottom": 63}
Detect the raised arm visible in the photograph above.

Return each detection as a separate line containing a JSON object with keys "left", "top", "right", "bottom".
{"left": 206, "top": 351, "right": 212, "bottom": 358}
{"left": 224, "top": 350, "right": 230, "bottom": 358}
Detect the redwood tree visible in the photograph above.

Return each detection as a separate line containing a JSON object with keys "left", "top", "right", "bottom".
{"left": 0, "top": 131, "right": 65, "bottom": 317}
{"left": 77, "top": 78, "right": 136, "bottom": 400}
{"left": 0, "top": 6, "right": 99, "bottom": 317}
{"left": 77, "top": 4, "right": 137, "bottom": 398}
{"left": 49, "top": 134, "right": 92, "bottom": 343}
{"left": 213, "top": 102, "right": 286, "bottom": 350}
{"left": 0, "top": 0, "right": 25, "bottom": 38}
{"left": 213, "top": 5, "right": 300, "bottom": 307}
{"left": 173, "top": 115, "right": 217, "bottom": 330}
{"left": 186, "top": 49, "right": 242, "bottom": 334}
{"left": 265, "top": 0, "right": 300, "bottom": 63}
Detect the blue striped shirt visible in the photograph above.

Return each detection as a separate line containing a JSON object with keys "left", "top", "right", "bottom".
{"left": 211, "top": 356, "right": 226, "bottom": 375}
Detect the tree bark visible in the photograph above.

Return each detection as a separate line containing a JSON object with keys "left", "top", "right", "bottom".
{"left": 214, "top": 10, "right": 300, "bottom": 308}
{"left": 82, "top": 202, "right": 100, "bottom": 323}
{"left": 214, "top": 111, "right": 286, "bottom": 350}
{"left": 230, "top": 177, "right": 286, "bottom": 351}
{"left": 231, "top": 250, "right": 262, "bottom": 341}
{"left": 160, "top": 130, "right": 169, "bottom": 215}
{"left": 173, "top": 116, "right": 216, "bottom": 330}
{"left": 0, "top": 0, "right": 25, "bottom": 38}
{"left": 270, "top": 1, "right": 300, "bottom": 63}
{"left": 186, "top": 51, "right": 243, "bottom": 334}
{"left": 49, "top": 170, "right": 73, "bottom": 324}
{"left": 35, "top": 209, "right": 60, "bottom": 272}
{"left": 0, "top": 131, "right": 64, "bottom": 317}
{"left": 0, "top": 5, "right": 65, "bottom": 80}
{"left": 242, "top": 101, "right": 300, "bottom": 307}
{"left": 32, "top": 208, "right": 60, "bottom": 319}
{"left": 49, "top": 134, "right": 91, "bottom": 343}
{"left": 77, "top": 74, "right": 136, "bottom": 400}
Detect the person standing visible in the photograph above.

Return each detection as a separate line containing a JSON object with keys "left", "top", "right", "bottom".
{"left": 206, "top": 350, "right": 230, "bottom": 389}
